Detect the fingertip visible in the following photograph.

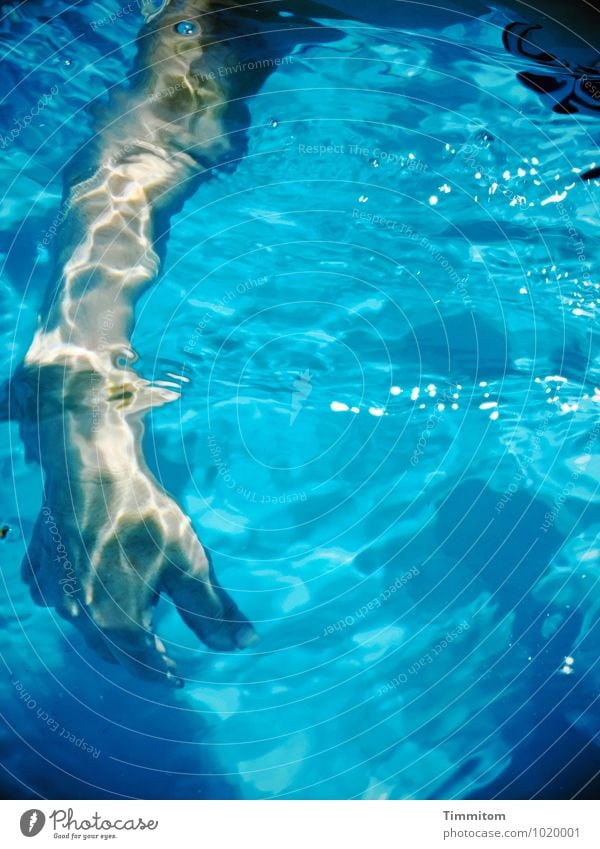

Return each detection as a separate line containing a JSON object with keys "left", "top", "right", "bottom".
{"left": 235, "top": 623, "right": 259, "bottom": 649}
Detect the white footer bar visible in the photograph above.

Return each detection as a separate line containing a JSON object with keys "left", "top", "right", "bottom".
{"left": 1, "top": 800, "right": 598, "bottom": 848}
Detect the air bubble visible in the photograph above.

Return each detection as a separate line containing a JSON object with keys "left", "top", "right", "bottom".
{"left": 475, "top": 129, "right": 494, "bottom": 146}
{"left": 112, "top": 347, "right": 137, "bottom": 369}
{"left": 0, "top": 522, "right": 20, "bottom": 543}
{"left": 175, "top": 20, "right": 197, "bottom": 35}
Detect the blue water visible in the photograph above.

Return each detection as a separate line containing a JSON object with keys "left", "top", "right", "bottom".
{"left": 0, "top": 1, "right": 598, "bottom": 799}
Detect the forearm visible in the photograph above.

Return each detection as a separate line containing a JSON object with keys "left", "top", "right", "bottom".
{"left": 26, "top": 0, "right": 255, "bottom": 363}
{"left": 18, "top": 1, "right": 246, "bottom": 493}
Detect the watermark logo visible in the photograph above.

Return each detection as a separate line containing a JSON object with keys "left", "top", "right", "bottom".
{"left": 20, "top": 810, "right": 45, "bottom": 837}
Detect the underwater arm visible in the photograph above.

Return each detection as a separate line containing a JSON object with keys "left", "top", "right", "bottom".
{"left": 17, "top": 0, "right": 277, "bottom": 684}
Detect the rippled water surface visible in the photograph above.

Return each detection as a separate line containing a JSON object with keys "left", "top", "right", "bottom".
{"left": 0, "top": 1, "right": 598, "bottom": 799}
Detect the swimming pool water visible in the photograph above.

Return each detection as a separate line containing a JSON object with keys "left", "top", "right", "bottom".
{"left": 0, "top": 0, "right": 598, "bottom": 799}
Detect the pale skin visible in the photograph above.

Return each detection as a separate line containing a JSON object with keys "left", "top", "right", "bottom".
{"left": 14, "top": 0, "right": 599, "bottom": 684}
{"left": 19, "top": 0, "right": 271, "bottom": 685}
